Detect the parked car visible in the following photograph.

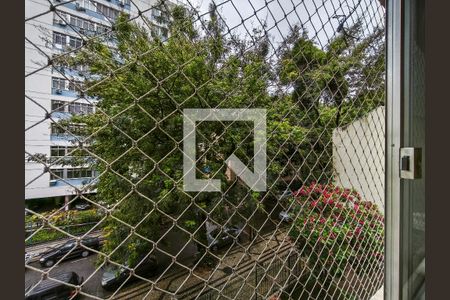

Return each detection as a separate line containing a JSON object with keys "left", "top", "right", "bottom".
{"left": 278, "top": 210, "right": 293, "bottom": 223}
{"left": 279, "top": 189, "right": 293, "bottom": 199}
{"left": 101, "top": 255, "right": 158, "bottom": 291}
{"left": 39, "top": 237, "right": 100, "bottom": 268}
{"left": 277, "top": 189, "right": 294, "bottom": 223}
{"left": 74, "top": 203, "right": 91, "bottom": 211}
{"left": 25, "top": 252, "right": 33, "bottom": 265}
{"left": 25, "top": 271, "right": 83, "bottom": 300}
{"left": 207, "top": 225, "right": 244, "bottom": 252}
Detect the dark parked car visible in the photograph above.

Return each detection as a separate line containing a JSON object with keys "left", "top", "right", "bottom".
{"left": 101, "top": 255, "right": 158, "bottom": 291}
{"left": 207, "top": 225, "right": 244, "bottom": 252}
{"left": 25, "top": 271, "right": 83, "bottom": 300}
{"left": 39, "top": 237, "right": 100, "bottom": 268}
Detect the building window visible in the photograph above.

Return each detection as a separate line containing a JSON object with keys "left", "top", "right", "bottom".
{"left": 50, "top": 146, "right": 89, "bottom": 158}
{"left": 68, "top": 102, "right": 93, "bottom": 115}
{"left": 69, "top": 36, "right": 83, "bottom": 48}
{"left": 53, "top": 61, "right": 88, "bottom": 73}
{"left": 68, "top": 80, "right": 83, "bottom": 93}
{"left": 70, "top": 14, "right": 96, "bottom": 33}
{"left": 97, "top": 24, "right": 109, "bottom": 34}
{"left": 52, "top": 77, "right": 67, "bottom": 91}
{"left": 68, "top": 124, "right": 85, "bottom": 136}
{"left": 50, "top": 146, "right": 66, "bottom": 157}
{"left": 152, "top": 26, "right": 168, "bottom": 40}
{"left": 50, "top": 168, "right": 93, "bottom": 181}
{"left": 51, "top": 100, "right": 66, "bottom": 112}
{"left": 76, "top": 102, "right": 93, "bottom": 114}
{"left": 67, "top": 168, "right": 93, "bottom": 179}
{"left": 77, "top": 0, "right": 97, "bottom": 11}
{"left": 51, "top": 100, "right": 94, "bottom": 115}
{"left": 152, "top": 9, "right": 169, "bottom": 24}
{"left": 53, "top": 32, "right": 67, "bottom": 46}
{"left": 66, "top": 146, "right": 77, "bottom": 156}
{"left": 55, "top": 10, "right": 111, "bottom": 36}
{"left": 50, "top": 169, "right": 64, "bottom": 180}
{"left": 96, "top": 3, "right": 119, "bottom": 19}
{"left": 69, "top": 102, "right": 82, "bottom": 114}
{"left": 51, "top": 123, "right": 86, "bottom": 136}
{"left": 51, "top": 123, "right": 66, "bottom": 135}
{"left": 67, "top": 168, "right": 77, "bottom": 179}
{"left": 53, "top": 11, "right": 68, "bottom": 25}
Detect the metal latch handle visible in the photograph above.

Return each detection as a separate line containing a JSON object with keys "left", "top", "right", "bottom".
{"left": 400, "top": 147, "right": 422, "bottom": 179}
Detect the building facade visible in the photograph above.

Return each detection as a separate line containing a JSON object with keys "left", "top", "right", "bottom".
{"left": 25, "top": 0, "right": 175, "bottom": 203}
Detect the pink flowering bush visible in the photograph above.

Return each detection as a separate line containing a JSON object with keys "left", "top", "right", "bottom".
{"left": 288, "top": 182, "right": 384, "bottom": 280}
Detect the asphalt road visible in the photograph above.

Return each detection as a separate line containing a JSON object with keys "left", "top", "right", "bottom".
{"left": 25, "top": 228, "right": 198, "bottom": 299}
{"left": 25, "top": 219, "right": 282, "bottom": 299}
{"left": 25, "top": 254, "right": 110, "bottom": 299}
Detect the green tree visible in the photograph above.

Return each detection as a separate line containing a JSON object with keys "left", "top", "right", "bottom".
{"left": 276, "top": 22, "right": 385, "bottom": 186}
{"left": 54, "top": 4, "right": 293, "bottom": 267}
{"left": 40, "top": 3, "right": 385, "bottom": 270}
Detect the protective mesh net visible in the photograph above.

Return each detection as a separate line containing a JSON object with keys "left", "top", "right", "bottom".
{"left": 25, "top": 0, "right": 386, "bottom": 299}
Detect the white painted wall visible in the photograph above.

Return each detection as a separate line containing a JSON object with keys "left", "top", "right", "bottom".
{"left": 332, "top": 106, "right": 385, "bottom": 210}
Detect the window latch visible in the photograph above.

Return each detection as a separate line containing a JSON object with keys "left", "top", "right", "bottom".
{"left": 400, "top": 147, "right": 422, "bottom": 179}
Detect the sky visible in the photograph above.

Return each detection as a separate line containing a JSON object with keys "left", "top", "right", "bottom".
{"left": 177, "top": 0, "right": 385, "bottom": 49}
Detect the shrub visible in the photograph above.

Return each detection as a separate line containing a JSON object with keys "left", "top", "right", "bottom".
{"left": 25, "top": 224, "right": 96, "bottom": 245}
{"left": 32, "top": 209, "right": 102, "bottom": 227}
{"left": 25, "top": 209, "right": 103, "bottom": 245}
{"left": 288, "top": 182, "right": 384, "bottom": 281}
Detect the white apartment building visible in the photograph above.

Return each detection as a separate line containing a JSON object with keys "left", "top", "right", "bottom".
{"left": 25, "top": 0, "right": 178, "bottom": 204}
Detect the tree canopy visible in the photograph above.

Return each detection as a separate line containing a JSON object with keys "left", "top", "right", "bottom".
{"left": 44, "top": 2, "right": 385, "bottom": 267}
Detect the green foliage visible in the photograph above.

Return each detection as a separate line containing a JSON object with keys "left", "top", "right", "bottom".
{"left": 25, "top": 209, "right": 103, "bottom": 245}
{"left": 25, "top": 225, "right": 95, "bottom": 246}
{"left": 26, "top": 209, "right": 101, "bottom": 227}
{"left": 52, "top": 3, "right": 385, "bottom": 268}
{"left": 58, "top": 5, "right": 276, "bottom": 266}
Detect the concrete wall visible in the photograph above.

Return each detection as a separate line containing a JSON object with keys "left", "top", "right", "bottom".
{"left": 332, "top": 106, "right": 385, "bottom": 210}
